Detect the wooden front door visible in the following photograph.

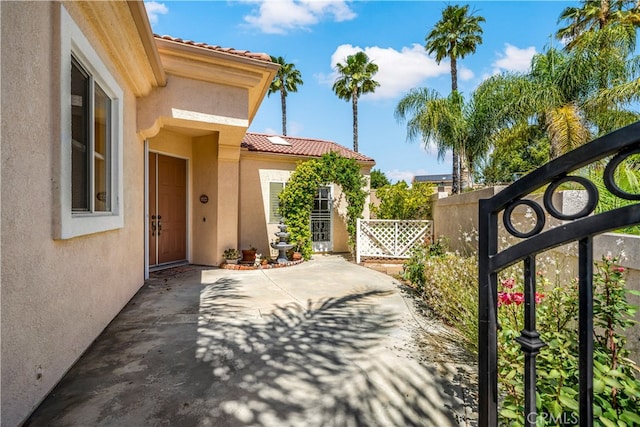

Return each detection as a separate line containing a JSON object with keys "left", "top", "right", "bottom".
{"left": 149, "top": 153, "right": 187, "bottom": 266}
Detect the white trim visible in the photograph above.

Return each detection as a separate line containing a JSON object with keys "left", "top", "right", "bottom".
{"left": 170, "top": 108, "right": 248, "bottom": 128}
{"left": 56, "top": 7, "right": 124, "bottom": 239}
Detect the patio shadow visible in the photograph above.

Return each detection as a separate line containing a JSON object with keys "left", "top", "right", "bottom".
{"left": 193, "top": 280, "right": 465, "bottom": 426}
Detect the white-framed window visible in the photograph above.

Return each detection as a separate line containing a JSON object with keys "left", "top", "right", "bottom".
{"left": 269, "top": 182, "right": 285, "bottom": 223}
{"left": 56, "top": 7, "right": 124, "bottom": 239}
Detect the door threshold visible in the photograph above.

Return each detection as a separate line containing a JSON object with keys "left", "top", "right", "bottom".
{"left": 149, "top": 260, "right": 189, "bottom": 273}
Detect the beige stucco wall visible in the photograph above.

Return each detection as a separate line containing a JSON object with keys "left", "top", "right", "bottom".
{"left": 239, "top": 155, "right": 297, "bottom": 257}
{"left": 137, "top": 75, "right": 249, "bottom": 140}
{"left": 1, "top": 3, "right": 145, "bottom": 426}
{"left": 192, "top": 134, "right": 222, "bottom": 265}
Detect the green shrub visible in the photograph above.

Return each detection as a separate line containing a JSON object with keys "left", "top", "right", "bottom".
{"left": 403, "top": 246, "right": 478, "bottom": 350}
{"left": 370, "top": 181, "right": 434, "bottom": 220}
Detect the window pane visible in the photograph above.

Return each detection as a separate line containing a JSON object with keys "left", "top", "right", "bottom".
{"left": 71, "top": 59, "right": 89, "bottom": 211}
{"left": 269, "top": 182, "right": 284, "bottom": 223}
{"left": 94, "top": 83, "right": 111, "bottom": 212}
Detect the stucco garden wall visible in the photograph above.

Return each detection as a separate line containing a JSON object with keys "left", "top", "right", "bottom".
{"left": 1, "top": 3, "right": 145, "bottom": 426}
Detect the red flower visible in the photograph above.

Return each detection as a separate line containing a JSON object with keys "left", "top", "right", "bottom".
{"left": 614, "top": 266, "right": 625, "bottom": 273}
{"left": 512, "top": 293, "right": 524, "bottom": 305}
{"left": 498, "top": 291, "right": 510, "bottom": 307}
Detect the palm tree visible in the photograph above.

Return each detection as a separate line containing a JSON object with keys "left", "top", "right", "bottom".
{"left": 268, "top": 56, "right": 303, "bottom": 136}
{"left": 557, "top": 0, "right": 640, "bottom": 50}
{"left": 332, "top": 51, "right": 380, "bottom": 152}
{"left": 425, "top": 4, "right": 485, "bottom": 193}
{"left": 395, "top": 89, "right": 496, "bottom": 187}
{"left": 475, "top": 41, "right": 639, "bottom": 161}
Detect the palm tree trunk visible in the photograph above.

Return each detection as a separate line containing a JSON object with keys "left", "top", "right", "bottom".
{"left": 459, "top": 147, "right": 470, "bottom": 191}
{"left": 352, "top": 92, "right": 359, "bottom": 152}
{"left": 450, "top": 55, "right": 459, "bottom": 193}
{"left": 452, "top": 149, "right": 460, "bottom": 194}
{"left": 280, "top": 86, "right": 287, "bottom": 135}
{"left": 450, "top": 56, "right": 458, "bottom": 92}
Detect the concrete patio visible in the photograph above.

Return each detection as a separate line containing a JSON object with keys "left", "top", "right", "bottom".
{"left": 26, "top": 255, "right": 477, "bottom": 426}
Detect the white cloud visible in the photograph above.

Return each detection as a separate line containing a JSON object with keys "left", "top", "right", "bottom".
{"left": 492, "top": 43, "right": 536, "bottom": 74}
{"left": 263, "top": 127, "right": 279, "bottom": 134}
{"left": 320, "top": 43, "right": 466, "bottom": 100}
{"left": 260, "top": 121, "right": 304, "bottom": 136}
{"left": 459, "top": 68, "right": 475, "bottom": 81}
{"left": 419, "top": 139, "right": 452, "bottom": 159}
{"left": 386, "top": 169, "right": 429, "bottom": 184}
{"left": 144, "top": 1, "right": 168, "bottom": 25}
{"left": 243, "top": 0, "right": 356, "bottom": 34}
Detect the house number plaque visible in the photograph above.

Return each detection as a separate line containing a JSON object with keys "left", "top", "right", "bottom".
{"left": 199, "top": 194, "right": 209, "bottom": 204}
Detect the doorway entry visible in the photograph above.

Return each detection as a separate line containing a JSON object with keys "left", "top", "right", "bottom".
{"left": 311, "top": 186, "right": 333, "bottom": 252}
{"left": 148, "top": 153, "right": 187, "bottom": 268}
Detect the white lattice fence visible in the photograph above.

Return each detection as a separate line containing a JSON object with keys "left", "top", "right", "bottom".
{"left": 356, "top": 219, "right": 433, "bottom": 263}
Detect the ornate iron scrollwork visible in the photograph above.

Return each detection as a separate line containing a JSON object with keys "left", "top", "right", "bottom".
{"left": 478, "top": 121, "right": 640, "bottom": 427}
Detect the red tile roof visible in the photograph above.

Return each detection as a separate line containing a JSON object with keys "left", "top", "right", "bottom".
{"left": 242, "top": 133, "right": 375, "bottom": 163}
{"left": 154, "top": 35, "right": 273, "bottom": 62}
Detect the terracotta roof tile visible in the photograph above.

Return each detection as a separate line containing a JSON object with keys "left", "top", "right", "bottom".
{"left": 242, "top": 133, "right": 375, "bottom": 163}
{"left": 154, "top": 35, "right": 273, "bottom": 62}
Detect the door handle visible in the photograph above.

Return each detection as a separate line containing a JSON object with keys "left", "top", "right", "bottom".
{"left": 157, "top": 215, "right": 162, "bottom": 236}
{"left": 151, "top": 215, "right": 156, "bottom": 236}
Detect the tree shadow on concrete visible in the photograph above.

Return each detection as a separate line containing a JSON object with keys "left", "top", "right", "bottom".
{"left": 192, "top": 279, "right": 472, "bottom": 426}
{"left": 25, "top": 272, "right": 476, "bottom": 427}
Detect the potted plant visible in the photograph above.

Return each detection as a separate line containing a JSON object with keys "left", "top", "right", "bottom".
{"left": 289, "top": 241, "right": 303, "bottom": 261}
{"left": 241, "top": 245, "right": 257, "bottom": 263}
{"left": 223, "top": 248, "right": 239, "bottom": 264}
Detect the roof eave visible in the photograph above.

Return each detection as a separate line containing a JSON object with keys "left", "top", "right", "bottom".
{"left": 127, "top": 1, "right": 167, "bottom": 87}
{"left": 155, "top": 37, "right": 278, "bottom": 124}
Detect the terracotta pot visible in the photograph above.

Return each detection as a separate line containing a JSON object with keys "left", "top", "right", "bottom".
{"left": 292, "top": 252, "right": 302, "bottom": 261}
{"left": 241, "top": 250, "right": 256, "bottom": 263}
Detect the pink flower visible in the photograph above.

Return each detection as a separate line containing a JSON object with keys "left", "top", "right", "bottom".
{"left": 501, "top": 278, "right": 515, "bottom": 289}
{"left": 498, "top": 291, "right": 544, "bottom": 307}
{"left": 614, "top": 266, "right": 625, "bottom": 273}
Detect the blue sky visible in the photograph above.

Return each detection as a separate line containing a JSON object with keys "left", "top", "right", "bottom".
{"left": 145, "top": 0, "right": 576, "bottom": 183}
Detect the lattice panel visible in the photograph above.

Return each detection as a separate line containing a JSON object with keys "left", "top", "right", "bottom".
{"left": 356, "top": 219, "right": 433, "bottom": 263}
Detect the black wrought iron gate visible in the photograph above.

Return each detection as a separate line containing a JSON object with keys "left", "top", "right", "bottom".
{"left": 478, "top": 121, "right": 640, "bottom": 426}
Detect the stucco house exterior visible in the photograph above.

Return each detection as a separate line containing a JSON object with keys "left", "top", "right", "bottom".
{"left": 240, "top": 133, "right": 374, "bottom": 255}
{"left": 0, "top": 2, "right": 373, "bottom": 425}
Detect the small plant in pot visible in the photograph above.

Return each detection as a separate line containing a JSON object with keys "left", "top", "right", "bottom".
{"left": 242, "top": 245, "right": 257, "bottom": 263}
{"left": 223, "top": 248, "right": 239, "bottom": 264}
{"left": 288, "top": 241, "right": 303, "bottom": 261}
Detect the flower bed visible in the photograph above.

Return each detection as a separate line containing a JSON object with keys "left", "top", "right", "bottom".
{"left": 221, "top": 259, "right": 304, "bottom": 270}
